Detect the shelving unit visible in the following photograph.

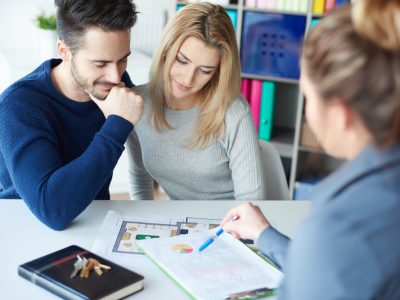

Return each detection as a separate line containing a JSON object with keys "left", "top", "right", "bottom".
{"left": 175, "top": 0, "right": 346, "bottom": 199}
{"left": 241, "top": 73, "right": 299, "bottom": 84}
{"left": 243, "top": 7, "right": 308, "bottom": 16}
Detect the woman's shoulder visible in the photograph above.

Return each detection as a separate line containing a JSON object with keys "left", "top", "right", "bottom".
{"left": 132, "top": 83, "right": 149, "bottom": 97}
{"left": 132, "top": 83, "right": 151, "bottom": 112}
{"left": 225, "top": 94, "right": 252, "bottom": 123}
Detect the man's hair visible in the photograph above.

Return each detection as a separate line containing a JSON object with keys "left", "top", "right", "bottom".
{"left": 55, "top": 0, "right": 138, "bottom": 53}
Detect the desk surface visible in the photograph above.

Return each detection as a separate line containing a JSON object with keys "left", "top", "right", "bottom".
{"left": 0, "top": 200, "right": 310, "bottom": 299}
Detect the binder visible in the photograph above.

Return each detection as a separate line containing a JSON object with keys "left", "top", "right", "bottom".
{"left": 250, "top": 79, "right": 263, "bottom": 131}
{"left": 241, "top": 78, "right": 252, "bottom": 102}
{"left": 176, "top": 4, "right": 185, "bottom": 11}
{"left": 240, "top": 12, "right": 307, "bottom": 79}
{"left": 310, "top": 18, "right": 320, "bottom": 29}
{"left": 226, "top": 9, "right": 238, "bottom": 30}
{"left": 312, "top": 0, "right": 325, "bottom": 14}
{"left": 325, "top": 0, "right": 336, "bottom": 12}
{"left": 335, "top": 0, "right": 349, "bottom": 5}
{"left": 259, "top": 81, "right": 276, "bottom": 141}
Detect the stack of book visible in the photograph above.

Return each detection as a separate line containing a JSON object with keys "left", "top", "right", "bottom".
{"left": 245, "top": 0, "right": 309, "bottom": 13}
{"left": 180, "top": 0, "right": 231, "bottom": 5}
{"left": 300, "top": 121, "right": 321, "bottom": 149}
{"left": 241, "top": 79, "right": 276, "bottom": 141}
{"left": 245, "top": 0, "right": 350, "bottom": 14}
{"left": 313, "top": 0, "right": 350, "bottom": 14}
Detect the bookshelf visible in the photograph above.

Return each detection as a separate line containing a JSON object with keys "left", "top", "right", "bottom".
{"left": 175, "top": 0, "right": 348, "bottom": 199}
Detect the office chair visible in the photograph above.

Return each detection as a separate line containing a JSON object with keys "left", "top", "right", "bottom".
{"left": 259, "top": 140, "right": 290, "bottom": 200}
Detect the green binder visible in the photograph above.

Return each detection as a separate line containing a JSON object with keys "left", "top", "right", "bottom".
{"left": 259, "top": 81, "right": 276, "bottom": 141}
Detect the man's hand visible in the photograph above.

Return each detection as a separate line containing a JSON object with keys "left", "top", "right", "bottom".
{"left": 221, "top": 202, "right": 270, "bottom": 241}
{"left": 88, "top": 83, "right": 144, "bottom": 125}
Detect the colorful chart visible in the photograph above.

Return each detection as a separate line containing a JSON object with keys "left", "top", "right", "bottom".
{"left": 172, "top": 244, "right": 193, "bottom": 254}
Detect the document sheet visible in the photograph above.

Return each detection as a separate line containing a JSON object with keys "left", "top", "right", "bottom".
{"left": 137, "top": 230, "right": 283, "bottom": 300}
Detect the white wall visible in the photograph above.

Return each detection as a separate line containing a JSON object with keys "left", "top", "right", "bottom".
{"left": 0, "top": 0, "right": 55, "bottom": 84}
{"left": 0, "top": 0, "right": 174, "bottom": 84}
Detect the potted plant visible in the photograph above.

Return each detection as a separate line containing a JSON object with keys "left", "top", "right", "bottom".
{"left": 36, "top": 11, "right": 57, "bottom": 31}
{"left": 35, "top": 11, "right": 58, "bottom": 60}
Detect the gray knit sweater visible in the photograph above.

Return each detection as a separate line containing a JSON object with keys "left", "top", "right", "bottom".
{"left": 126, "top": 84, "right": 263, "bottom": 200}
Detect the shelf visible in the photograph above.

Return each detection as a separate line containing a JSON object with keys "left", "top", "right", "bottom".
{"left": 219, "top": 4, "right": 239, "bottom": 9}
{"left": 311, "top": 13, "right": 325, "bottom": 18}
{"left": 298, "top": 145, "right": 324, "bottom": 154}
{"left": 296, "top": 151, "right": 345, "bottom": 175}
{"left": 241, "top": 73, "right": 299, "bottom": 84}
{"left": 176, "top": 1, "right": 239, "bottom": 10}
{"left": 243, "top": 7, "right": 307, "bottom": 16}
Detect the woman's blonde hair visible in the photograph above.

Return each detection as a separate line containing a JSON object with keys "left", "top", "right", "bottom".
{"left": 148, "top": 2, "right": 241, "bottom": 149}
{"left": 302, "top": 0, "right": 400, "bottom": 146}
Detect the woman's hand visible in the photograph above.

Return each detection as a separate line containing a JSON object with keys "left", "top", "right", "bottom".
{"left": 221, "top": 202, "right": 270, "bottom": 241}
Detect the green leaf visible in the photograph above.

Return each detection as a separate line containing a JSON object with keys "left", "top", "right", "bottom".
{"left": 36, "top": 11, "right": 57, "bottom": 31}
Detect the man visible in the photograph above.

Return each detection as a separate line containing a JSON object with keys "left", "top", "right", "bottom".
{"left": 0, "top": 0, "right": 143, "bottom": 230}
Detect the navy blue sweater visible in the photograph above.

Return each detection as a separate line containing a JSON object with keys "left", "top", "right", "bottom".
{"left": 0, "top": 59, "right": 133, "bottom": 230}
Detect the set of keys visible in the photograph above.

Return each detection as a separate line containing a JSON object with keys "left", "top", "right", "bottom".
{"left": 70, "top": 255, "right": 111, "bottom": 279}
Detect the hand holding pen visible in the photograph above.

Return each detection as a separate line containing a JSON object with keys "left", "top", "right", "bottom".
{"left": 198, "top": 216, "right": 239, "bottom": 252}
{"left": 220, "top": 202, "right": 270, "bottom": 241}
{"left": 198, "top": 228, "right": 224, "bottom": 252}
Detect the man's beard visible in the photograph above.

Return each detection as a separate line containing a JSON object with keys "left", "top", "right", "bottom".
{"left": 70, "top": 58, "right": 107, "bottom": 100}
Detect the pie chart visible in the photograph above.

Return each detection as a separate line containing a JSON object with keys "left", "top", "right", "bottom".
{"left": 172, "top": 244, "right": 193, "bottom": 254}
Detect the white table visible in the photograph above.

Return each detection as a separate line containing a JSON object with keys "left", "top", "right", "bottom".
{"left": 0, "top": 200, "right": 310, "bottom": 299}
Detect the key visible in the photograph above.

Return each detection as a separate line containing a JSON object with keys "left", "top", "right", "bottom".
{"left": 70, "top": 266, "right": 80, "bottom": 279}
{"left": 80, "top": 258, "right": 95, "bottom": 279}
{"left": 70, "top": 255, "right": 86, "bottom": 279}
{"left": 70, "top": 256, "right": 82, "bottom": 278}
{"left": 99, "top": 263, "right": 111, "bottom": 270}
{"left": 94, "top": 265, "right": 103, "bottom": 276}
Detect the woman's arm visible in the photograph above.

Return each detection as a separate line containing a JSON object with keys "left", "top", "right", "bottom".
{"left": 126, "top": 130, "right": 154, "bottom": 200}
{"left": 224, "top": 97, "right": 264, "bottom": 200}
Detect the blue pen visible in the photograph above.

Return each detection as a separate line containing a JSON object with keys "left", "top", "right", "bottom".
{"left": 198, "top": 227, "right": 224, "bottom": 252}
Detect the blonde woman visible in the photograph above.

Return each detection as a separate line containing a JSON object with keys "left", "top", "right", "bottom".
{"left": 126, "top": 3, "right": 263, "bottom": 200}
{"left": 222, "top": 1, "right": 400, "bottom": 299}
